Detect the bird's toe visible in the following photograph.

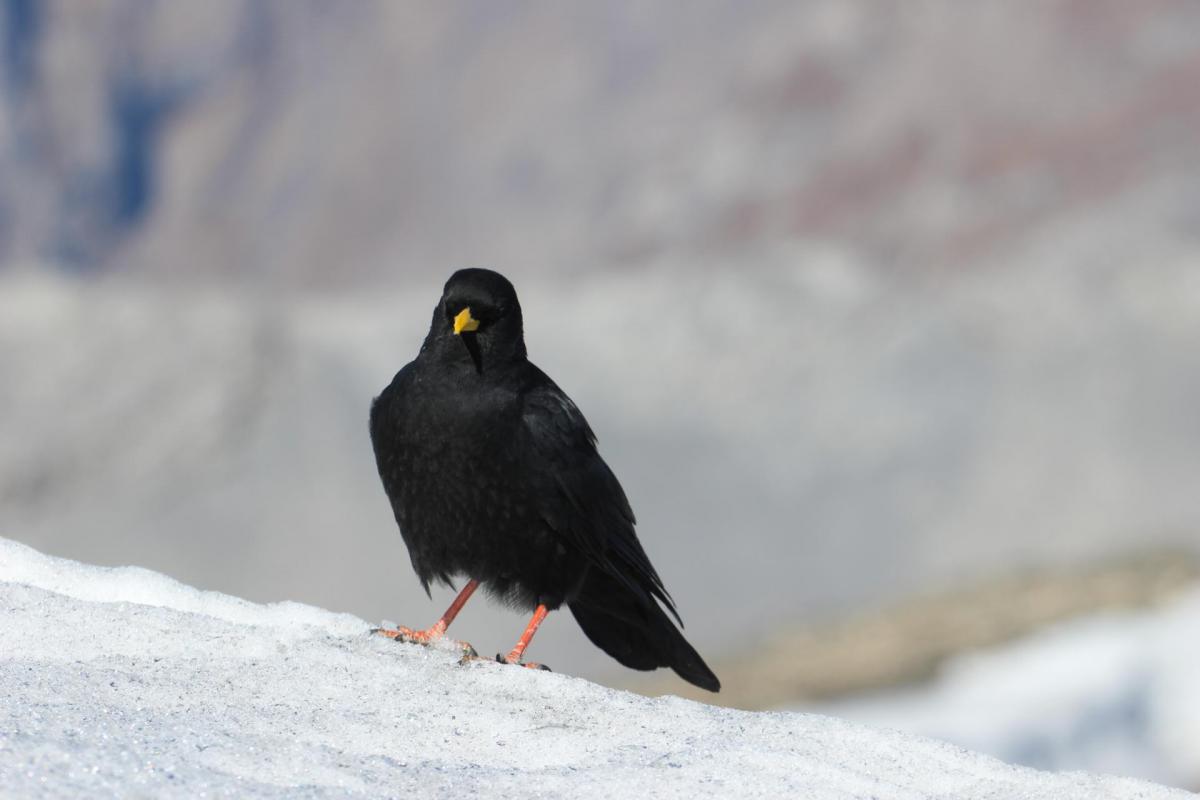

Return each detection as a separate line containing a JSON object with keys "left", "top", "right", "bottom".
{"left": 372, "top": 626, "right": 465, "bottom": 650}
{"left": 495, "top": 654, "right": 552, "bottom": 672}
{"left": 370, "top": 627, "right": 404, "bottom": 640}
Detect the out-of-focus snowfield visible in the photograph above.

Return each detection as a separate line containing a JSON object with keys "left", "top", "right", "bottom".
{"left": 1, "top": 537, "right": 1192, "bottom": 800}
{"left": 819, "top": 587, "right": 1200, "bottom": 789}
{"left": 4, "top": 0, "right": 1200, "bottom": 792}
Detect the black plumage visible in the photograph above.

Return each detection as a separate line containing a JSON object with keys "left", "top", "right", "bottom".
{"left": 369, "top": 268, "right": 719, "bottom": 692}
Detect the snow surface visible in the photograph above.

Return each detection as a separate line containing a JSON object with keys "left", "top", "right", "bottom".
{"left": 819, "top": 589, "right": 1200, "bottom": 790}
{"left": 0, "top": 538, "right": 1189, "bottom": 799}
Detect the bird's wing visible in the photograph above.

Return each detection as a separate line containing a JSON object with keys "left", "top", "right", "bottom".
{"left": 518, "top": 371, "right": 681, "bottom": 624}
{"left": 368, "top": 367, "right": 407, "bottom": 479}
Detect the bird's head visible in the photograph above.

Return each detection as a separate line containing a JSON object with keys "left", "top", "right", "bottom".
{"left": 422, "top": 268, "right": 526, "bottom": 372}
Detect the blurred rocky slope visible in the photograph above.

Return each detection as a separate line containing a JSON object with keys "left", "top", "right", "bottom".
{"left": 3, "top": 1, "right": 1200, "bottom": 688}
{"left": 4, "top": 1, "right": 1200, "bottom": 285}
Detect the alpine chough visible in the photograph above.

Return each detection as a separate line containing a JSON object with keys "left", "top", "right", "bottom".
{"left": 369, "top": 268, "right": 720, "bottom": 692}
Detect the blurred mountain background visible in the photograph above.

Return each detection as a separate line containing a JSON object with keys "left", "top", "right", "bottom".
{"left": 2, "top": 0, "right": 1200, "bottom": 787}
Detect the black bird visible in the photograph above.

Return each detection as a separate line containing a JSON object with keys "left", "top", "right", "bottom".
{"left": 369, "top": 268, "right": 719, "bottom": 692}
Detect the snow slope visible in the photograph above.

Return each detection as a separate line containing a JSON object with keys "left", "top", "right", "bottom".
{"left": 0, "top": 538, "right": 1188, "bottom": 799}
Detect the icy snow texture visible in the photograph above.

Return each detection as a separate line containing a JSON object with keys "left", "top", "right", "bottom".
{"left": 822, "top": 590, "right": 1200, "bottom": 790}
{"left": 0, "top": 538, "right": 1189, "bottom": 799}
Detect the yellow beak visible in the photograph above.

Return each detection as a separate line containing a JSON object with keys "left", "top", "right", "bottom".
{"left": 453, "top": 307, "right": 480, "bottom": 335}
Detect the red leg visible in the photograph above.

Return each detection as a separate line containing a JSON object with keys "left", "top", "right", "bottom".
{"left": 373, "top": 580, "right": 479, "bottom": 650}
{"left": 498, "top": 604, "right": 550, "bottom": 669}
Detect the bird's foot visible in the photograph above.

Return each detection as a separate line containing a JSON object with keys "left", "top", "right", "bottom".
{"left": 371, "top": 625, "right": 477, "bottom": 658}
{"left": 487, "top": 604, "right": 552, "bottom": 671}
{"left": 455, "top": 652, "right": 551, "bottom": 671}
{"left": 495, "top": 653, "right": 552, "bottom": 672}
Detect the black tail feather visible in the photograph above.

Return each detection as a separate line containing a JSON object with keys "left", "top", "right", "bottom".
{"left": 568, "top": 571, "right": 720, "bottom": 692}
